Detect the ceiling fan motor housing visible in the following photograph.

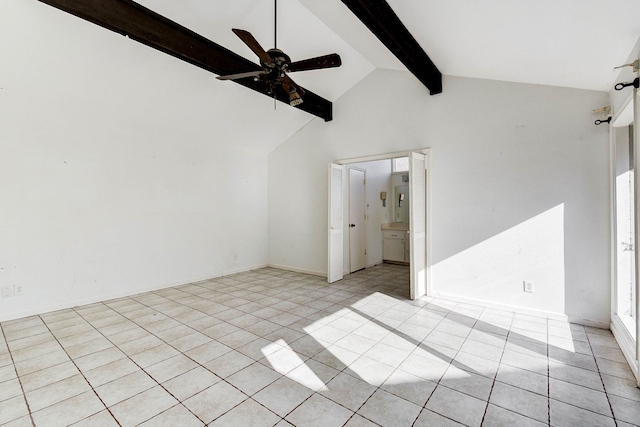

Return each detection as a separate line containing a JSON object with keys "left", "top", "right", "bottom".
{"left": 263, "top": 49, "right": 291, "bottom": 78}
{"left": 265, "top": 49, "right": 291, "bottom": 65}
{"left": 260, "top": 49, "right": 290, "bottom": 93}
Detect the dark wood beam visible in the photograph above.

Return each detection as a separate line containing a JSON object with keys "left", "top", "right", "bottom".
{"left": 341, "top": 0, "right": 442, "bottom": 95}
{"left": 37, "top": 0, "right": 333, "bottom": 121}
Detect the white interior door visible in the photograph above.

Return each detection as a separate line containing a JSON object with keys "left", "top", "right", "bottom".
{"left": 349, "top": 169, "right": 366, "bottom": 273}
{"left": 409, "top": 152, "right": 427, "bottom": 299}
{"left": 328, "top": 163, "right": 344, "bottom": 283}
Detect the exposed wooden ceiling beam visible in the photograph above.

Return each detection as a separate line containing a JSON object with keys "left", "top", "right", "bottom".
{"left": 37, "top": 0, "right": 333, "bottom": 121}
{"left": 341, "top": 0, "right": 442, "bottom": 95}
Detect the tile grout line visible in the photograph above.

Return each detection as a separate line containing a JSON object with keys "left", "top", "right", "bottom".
{"left": 267, "top": 278, "right": 417, "bottom": 426}
{"left": 115, "top": 275, "right": 353, "bottom": 425}
{"left": 585, "top": 330, "right": 619, "bottom": 427}
{"left": 319, "top": 295, "right": 424, "bottom": 427}
{"left": 37, "top": 313, "right": 123, "bottom": 427}
{"left": 255, "top": 300, "right": 401, "bottom": 426}
{"left": 352, "top": 297, "right": 441, "bottom": 427}
{"left": 546, "top": 328, "right": 625, "bottom": 425}
{"left": 478, "top": 307, "right": 514, "bottom": 427}
{"left": 544, "top": 326, "right": 626, "bottom": 424}
{"left": 141, "top": 274, "right": 404, "bottom": 425}
{"left": 0, "top": 324, "right": 36, "bottom": 427}
{"left": 409, "top": 301, "right": 484, "bottom": 426}
{"left": 236, "top": 274, "right": 408, "bottom": 426}
{"left": 486, "top": 316, "right": 558, "bottom": 426}
{"left": 104, "top": 296, "right": 295, "bottom": 425}
{"left": 0, "top": 271, "right": 375, "bottom": 426}
{"left": 7, "top": 266, "right": 627, "bottom": 427}
{"left": 77, "top": 300, "right": 240, "bottom": 426}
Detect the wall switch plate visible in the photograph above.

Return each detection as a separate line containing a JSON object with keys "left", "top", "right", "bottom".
{"left": 1, "top": 286, "right": 14, "bottom": 298}
{"left": 14, "top": 284, "right": 24, "bottom": 296}
{"left": 523, "top": 281, "right": 534, "bottom": 293}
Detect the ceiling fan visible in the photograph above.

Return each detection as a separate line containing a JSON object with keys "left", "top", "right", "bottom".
{"left": 216, "top": 0, "right": 342, "bottom": 108}
{"left": 36, "top": 0, "right": 338, "bottom": 121}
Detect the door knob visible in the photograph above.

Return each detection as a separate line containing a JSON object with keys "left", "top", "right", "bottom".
{"left": 349, "top": 224, "right": 356, "bottom": 227}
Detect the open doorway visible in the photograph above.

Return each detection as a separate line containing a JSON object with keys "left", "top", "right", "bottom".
{"left": 328, "top": 150, "right": 431, "bottom": 300}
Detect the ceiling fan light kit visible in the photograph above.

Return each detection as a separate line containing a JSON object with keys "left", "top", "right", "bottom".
{"left": 289, "top": 89, "right": 303, "bottom": 107}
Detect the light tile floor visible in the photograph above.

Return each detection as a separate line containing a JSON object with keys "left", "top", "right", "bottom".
{"left": 1, "top": 264, "right": 640, "bottom": 426}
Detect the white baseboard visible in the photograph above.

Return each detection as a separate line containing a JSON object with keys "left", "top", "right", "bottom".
{"left": 432, "top": 292, "right": 568, "bottom": 322}
{"left": 344, "top": 262, "right": 383, "bottom": 275}
{"left": 221, "top": 264, "right": 268, "bottom": 277}
{"left": 432, "top": 292, "right": 610, "bottom": 328}
{"left": 0, "top": 263, "right": 268, "bottom": 323}
{"left": 565, "top": 316, "right": 610, "bottom": 329}
{"left": 267, "top": 263, "right": 326, "bottom": 278}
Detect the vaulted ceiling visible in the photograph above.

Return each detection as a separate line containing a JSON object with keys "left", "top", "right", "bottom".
{"left": 4, "top": 0, "right": 640, "bottom": 153}
{"left": 137, "top": 0, "right": 640, "bottom": 93}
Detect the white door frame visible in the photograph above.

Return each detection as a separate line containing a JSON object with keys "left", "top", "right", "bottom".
{"left": 328, "top": 148, "right": 432, "bottom": 298}
{"left": 609, "top": 88, "right": 640, "bottom": 384}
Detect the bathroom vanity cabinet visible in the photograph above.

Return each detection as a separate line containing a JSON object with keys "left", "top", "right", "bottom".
{"left": 382, "top": 225, "right": 409, "bottom": 264}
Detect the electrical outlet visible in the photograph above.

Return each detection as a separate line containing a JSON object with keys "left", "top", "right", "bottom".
{"left": 523, "top": 281, "right": 534, "bottom": 293}
{"left": 14, "top": 284, "right": 24, "bottom": 296}
{"left": 1, "top": 286, "right": 13, "bottom": 298}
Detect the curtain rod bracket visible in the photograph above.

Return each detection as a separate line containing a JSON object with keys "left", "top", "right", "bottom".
{"left": 614, "top": 60, "right": 639, "bottom": 73}
{"left": 595, "top": 116, "right": 612, "bottom": 126}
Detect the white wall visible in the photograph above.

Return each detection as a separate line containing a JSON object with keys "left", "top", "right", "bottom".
{"left": 268, "top": 70, "right": 611, "bottom": 324}
{"left": 0, "top": 1, "right": 269, "bottom": 321}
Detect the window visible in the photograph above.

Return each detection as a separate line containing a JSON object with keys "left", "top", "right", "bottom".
{"left": 616, "top": 124, "right": 636, "bottom": 338}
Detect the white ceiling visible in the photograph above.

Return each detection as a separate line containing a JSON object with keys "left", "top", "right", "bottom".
{"left": 6, "top": 0, "right": 640, "bottom": 153}
{"left": 136, "top": 0, "right": 374, "bottom": 102}
{"left": 140, "top": 0, "right": 640, "bottom": 100}
{"left": 303, "top": 0, "right": 640, "bottom": 92}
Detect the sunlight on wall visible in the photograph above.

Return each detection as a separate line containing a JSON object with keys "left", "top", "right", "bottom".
{"left": 433, "top": 205, "right": 565, "bottom": 314}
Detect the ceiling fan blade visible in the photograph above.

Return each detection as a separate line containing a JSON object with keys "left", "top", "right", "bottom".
{"left": 216, "top": 70, "right": 266, "bottom": 81}
{"left": 288, "top": 54, "right": 342, "bottom": 73}
{"left": 232, "top": 29, "right": 274, "bottom": 66}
